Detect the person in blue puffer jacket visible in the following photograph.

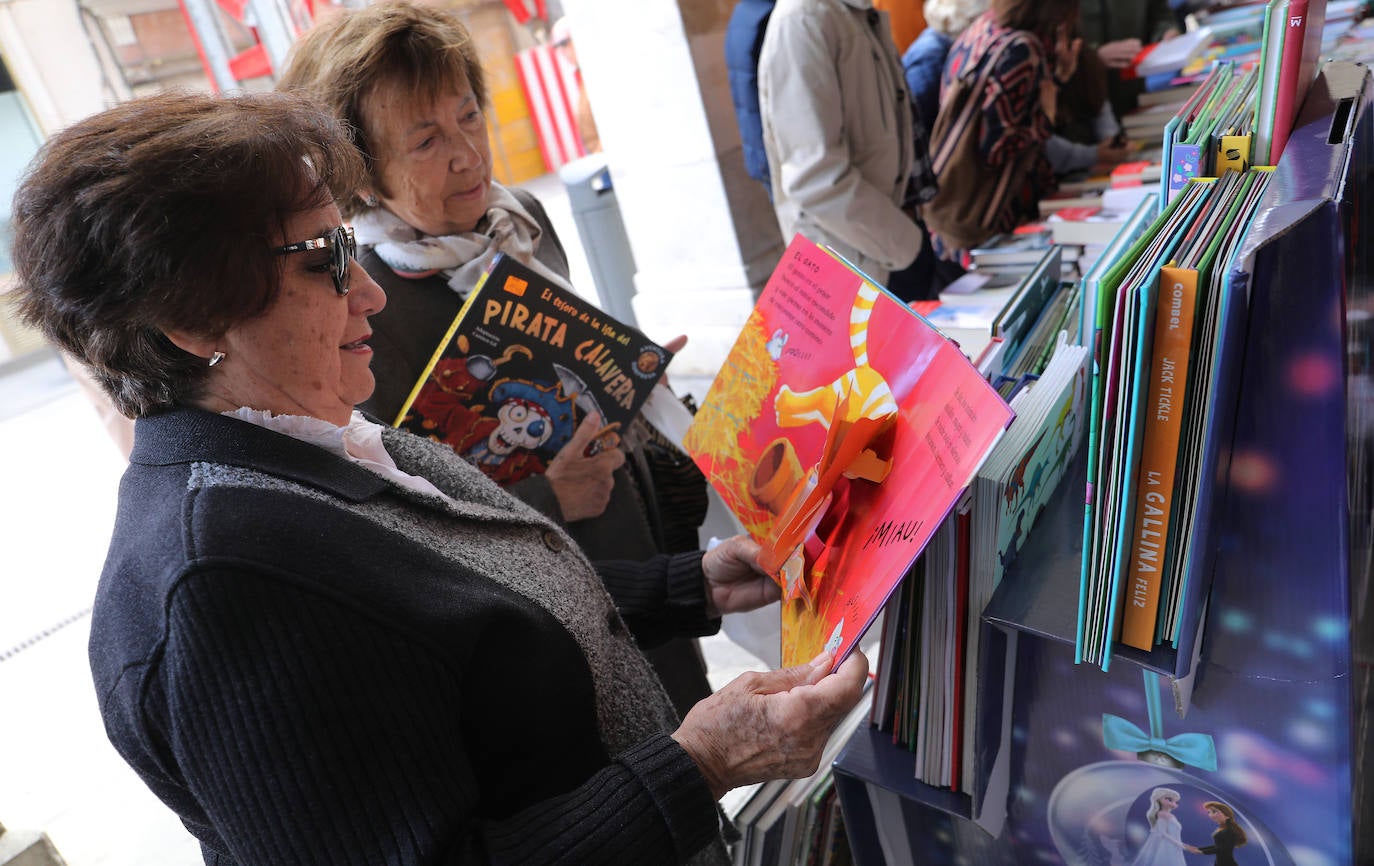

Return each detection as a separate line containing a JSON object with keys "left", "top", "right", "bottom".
{"left": 725, "top": 0, "right": 777, "bottom": 199}
{"left": 902, "top": 0, "right": 988, "bottom": 135}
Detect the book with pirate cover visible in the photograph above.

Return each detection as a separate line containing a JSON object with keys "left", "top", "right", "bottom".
{"left": 392, "top": 253, "right": 672, "bottom": 486}
{"left": 683, "top": 234, "right": 1015, "bottom": 669}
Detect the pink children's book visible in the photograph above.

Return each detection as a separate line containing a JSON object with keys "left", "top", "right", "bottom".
{"left": 683, "top": 234, "right": 1015, "bottom": 669}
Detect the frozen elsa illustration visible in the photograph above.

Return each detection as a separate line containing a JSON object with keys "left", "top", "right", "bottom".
{"left": 1130, "top": 788, "right": 1190, "bottom": 866}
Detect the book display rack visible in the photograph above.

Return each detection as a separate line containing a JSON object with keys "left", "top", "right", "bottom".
{"left": 830, "top": 61, "right": 1374, "bottom": 866}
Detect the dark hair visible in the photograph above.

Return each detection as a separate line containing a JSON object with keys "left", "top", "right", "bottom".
{"left": 991, "top": 0, "right": 1080, "bottom": 47}
{"left": 8, "top": 89, "right": 365, "bottom": 418}
{"left": 276, "top": 0, "right": 487, "bottom": 217}
{"left": 1203, "top": 801, "right": 1249, "bottom": 847}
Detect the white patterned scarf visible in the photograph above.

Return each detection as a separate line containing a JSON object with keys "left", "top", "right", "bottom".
{"left": 350, "top": 182, "right": 573, "bottom": 296}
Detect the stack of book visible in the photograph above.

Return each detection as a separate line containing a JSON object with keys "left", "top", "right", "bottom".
{"left": 1118, "top": 0, "right": 1357, "bottom": 102}
{"left": 1108, "top": 157, "right": 1165, "bottom": 188}
{"left": 1325, "top": 4, "right": 1374, "bottom": 63}
{"left": 1137, "top": 81, "right": 1205, "bottom": 110}
{"left": 871, "top": 528, "right": 964, "bottom": 789}
{"left": 1126, "top": 26, "right": 1216, "bottom": 83}
{"left": 915, "top": 246, "right": 1070, "bottom": 373}
{"left": 1190, "top": 0, "right": 1361, "bottom": 45}
{"left": 1134, "top": 7, "right": 1270, "bottom": 93}
{"left": 961, "top": 229, "right": 1057, "bottom": 287}
{"left": 1179, "top": 0, "right": 1363, "bottom": 167}
{"left": 1160, "top": 61, "right": 1258, "bottom": 204}
{"left": 1038, "top": 150, "right": 1165, "bottom": 270}
{"left": 1078, "top": 167, "right": 1274, "bottom": 669}
{"left": 1037, "top": 187, "right": 1108, "bottom": 217}
{"left": 1253, "top": 0, "right": 1329, "bottom": 165}
{"left": 1123, "top": 97, "right": 1190, "bottom": 139}
{"left": 1046, "top": 204, "right": 1136, "bottom": 247}
{"left": 1076, "top": 193, "right": 1161, "bottom": 352}
{"left": 871, "top": 334, "right": 1092, "bottom": 795}
{"left": 1039, "top": 161, "right": 1161, "bottom": 217}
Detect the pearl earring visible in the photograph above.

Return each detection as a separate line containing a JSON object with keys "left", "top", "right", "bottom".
{"left": 208, "top": 351, "right": 226, "bottom": 367}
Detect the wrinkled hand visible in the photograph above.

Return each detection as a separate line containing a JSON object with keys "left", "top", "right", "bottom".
{"left": 701, "top": 535, "right": 781, "bottom": 616}
{"left": 544, "top": 415, "right": 626, "bottom": 522}
{"left": 1098, "top": 38, "right": 1143, "bottom": 69}
{"left": 673, "top": 650, "right": 870, "bottom": 799}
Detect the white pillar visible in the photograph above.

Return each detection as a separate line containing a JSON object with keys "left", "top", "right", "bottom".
{"left": 561, "top": 0, "right": 782, "bottom": 379}
{"left": 0, "top": 0, "right": 106, "bottom": 136}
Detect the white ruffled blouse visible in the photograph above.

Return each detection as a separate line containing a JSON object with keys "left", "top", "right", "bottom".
{"left": 225, "top": 407, "right": 456, "bottom": 505}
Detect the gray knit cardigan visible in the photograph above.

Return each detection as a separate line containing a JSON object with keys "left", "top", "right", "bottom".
{"left": 90, "top": 407, "right": 729, "bottom": 864}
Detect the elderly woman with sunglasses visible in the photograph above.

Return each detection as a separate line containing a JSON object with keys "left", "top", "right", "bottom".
{"left": 10, "top": 89, "right": 867, "bottom": 866}
{"left": 277, "top": 0, "right": 719, "bottom": 719}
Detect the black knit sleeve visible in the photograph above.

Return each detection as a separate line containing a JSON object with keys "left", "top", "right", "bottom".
{"left": 484, "top": 732, "right": 720, "bottom": 863}
{"left": 595, "top": 552, "right": 722, "bottom": 648}
{"left": 157, "top": 569, "right": 714, "bottom": 864}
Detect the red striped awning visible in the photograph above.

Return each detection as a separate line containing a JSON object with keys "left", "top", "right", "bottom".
{"left": 514, "top": 42, "right": 586, "bottom": 172}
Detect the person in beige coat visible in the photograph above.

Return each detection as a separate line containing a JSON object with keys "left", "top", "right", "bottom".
{"left": 758, "top": 0, "right": 922, "bottom": 288}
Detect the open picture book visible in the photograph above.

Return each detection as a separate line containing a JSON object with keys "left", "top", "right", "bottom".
{"left": 683, "top": 234, "right": 1015, "bottom": 669}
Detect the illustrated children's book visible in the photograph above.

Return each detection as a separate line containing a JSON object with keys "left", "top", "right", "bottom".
{"left": 393, "top": 254, "right": 672, "bottom": 484}
{"left": 683, "top": 234, "right": 1015, "bottom": 669}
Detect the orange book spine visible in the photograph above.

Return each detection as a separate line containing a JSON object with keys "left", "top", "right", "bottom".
{"left": 1120, "top": 266, "right": 1198, "bottom": 650}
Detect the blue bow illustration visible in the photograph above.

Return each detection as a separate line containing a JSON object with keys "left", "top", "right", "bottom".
{"left": 1102, "top": 670, "right": 1218, "bottom": 772}
{"left": 1102, "top": 713, "right": 1218, "bottom": 771}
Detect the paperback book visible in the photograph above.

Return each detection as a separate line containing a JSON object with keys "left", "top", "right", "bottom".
{"left": 393, "top": 253, "right": 671, "bottom": 484}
